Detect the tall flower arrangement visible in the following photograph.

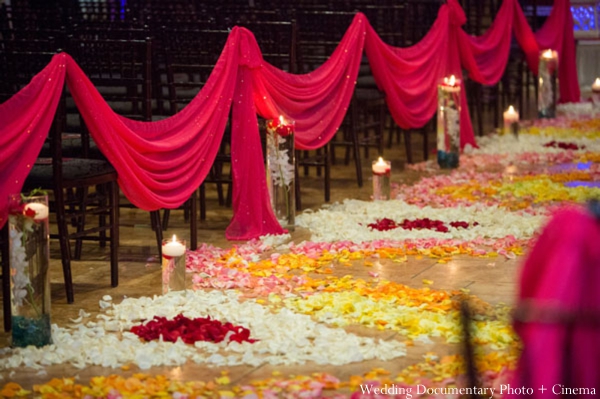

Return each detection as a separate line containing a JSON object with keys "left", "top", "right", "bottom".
{"left": 266, "top": 116, "right": 296, "bottom": 229}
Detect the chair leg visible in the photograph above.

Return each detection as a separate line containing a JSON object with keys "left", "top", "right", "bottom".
{"left": 1, "top": 224, "right": 11, "bottom": 332}
{"left": 190, "top": 189, "right": 198, "bottom": 251}
{"left": 55, "top": 188, "right": 75, "bottom": 304}
{"left": 98, "top": 185, "right": 107, "bottom": 249}
{"left": 74, "top": 188, "right": 86, "bottom": 259}
{"left": 404, "top": 130, "right": 413, "bottom": 165}
{"left": 351, "top": 104, "right": 363, "bottom": 187}
{"left": 199, "top": 184, "right": 207, "bottom": 221}
{"left": 150, "top": 210, "right": 163, "bottom": 259}
{"left": 162, "top": 209, "right": 171, "bottom": 230}
{"left": 109, "top": 181, "right": 119, "bottom": 288}
{"left": 294, "top": 160, "right": 302, "bottom": 210}
{"left": 324, "top": 143, "right": 331, "bottom": 202}
{"left": 423, "top": 127, "right": 429, "bottom": 161}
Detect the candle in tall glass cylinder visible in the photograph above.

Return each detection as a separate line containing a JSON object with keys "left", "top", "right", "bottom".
{"left": 503, "top": 105, "right": 520, "bottom": 138}
{"left": 266, "top": 116, "right": 295, "bottom": 230}
{"left": 162, "top": 235, "right": 186, "bottom": 294}
{"left": 372, "top": 157, "right": 391, "bottom": 200}
{"left": 8, "top": 194, "right": 52, "bottom": 348}
{"left": 538, "top": 49, "right": 559, "bottom": 118}
{"left": 437, "top": 75, "right": 461, "bottom": 169}
{"left": 592, "top": 78, "right": 600, "bottom": 106}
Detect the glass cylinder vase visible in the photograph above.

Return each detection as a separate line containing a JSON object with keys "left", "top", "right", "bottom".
{"left": 437, "top": 76, "right": 461, "bottom": 169}
{"left": 8, "top": 194, "right": 52, "bottom": 348}
{"left": 538, "top": 49, "right": 558, "bottom": 119}
{"left": 503, "top": 106, "right": 520, "bottom": 138}
{"left": 162, "top": 236, "right": 186, "bottom": 294}
{"left": 372, "top": 157, "right": 391, "bottom": 200}
{"left": 266, "top": 117, "right": 295, "bottom": 230}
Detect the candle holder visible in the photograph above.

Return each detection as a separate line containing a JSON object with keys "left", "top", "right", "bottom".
{"left": 592, "top": 78, "right": 600, "bottom": 107}
{"left": 503, "top": 106, "right": 520, "bottom": 138}
{"left": 372, "top": 158, "right": 391, "bottom": 200}
{"left": 538, "top": 49, "right": 559, "bottom": 118}
{"left": 162, "top": 237, "right": 186, "bottom": 294}
{"left": 437, "top": 76, "right": 461, "bottom": 169}
{"left": 8, "top": 193, "right": 52, "bottom": 348}
{"left": 266, "top": 116, "right": 295, "bottom": 230}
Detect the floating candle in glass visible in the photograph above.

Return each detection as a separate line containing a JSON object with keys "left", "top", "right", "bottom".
{"left": 162, "top": 235, "right": 186, "bottom": 294}
{"left": 538, "top": 49, "right": 558, "bottom": 118}
{"left": 372, "top": 157, "right": 391, "bottom": 200}
{"left": 592, "top": 78, "right": 600, "bottom": 106}
{"left": 437, "top": 75, "right": 461, "bottom": 169}
{"left": 503, "top": 105, "right": 519, "bottom": 138}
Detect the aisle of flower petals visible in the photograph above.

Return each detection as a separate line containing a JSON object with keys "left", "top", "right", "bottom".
{"left": 2, "top": 106, "right": 600, "bottom": 398}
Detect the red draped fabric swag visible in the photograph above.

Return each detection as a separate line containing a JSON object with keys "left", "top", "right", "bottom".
{"left": 0, "top": 0, "right": 579, "bottom": 239}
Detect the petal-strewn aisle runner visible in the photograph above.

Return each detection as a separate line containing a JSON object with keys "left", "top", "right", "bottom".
{"left": 2, "top": 108, "right": 599, "bottom": 397}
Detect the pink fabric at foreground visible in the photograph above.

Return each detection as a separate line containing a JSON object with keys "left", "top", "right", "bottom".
{"left": 510, "top": 207, "right": 600, "bottom": 397}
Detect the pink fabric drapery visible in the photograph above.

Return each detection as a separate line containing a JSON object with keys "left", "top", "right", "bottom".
{"left": 457, "top": 0, "right": 579, "bottom": 102}
{"left": 365, "top": 1, "right": 478, "bottom": 149}
{"left": 0, "top": 0, "right": 580, "bottom": 239}
{"left": 509, "top": 207, "right": 600, "bottom": 397}
{"left": 252, "top": 14, "right": 366, "bottom": 150}
{"left": 0, "top": 55, "right": 65, "bottom": 228}
{"left": 66, "top": 28, "right": 285, "bottom": 240}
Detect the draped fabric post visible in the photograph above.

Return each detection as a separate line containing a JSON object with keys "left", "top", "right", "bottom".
{"left": 509, "top": 208, "right": 600, "bottom": 398}
{"left": 252, "top": 14, "right": 367, "bottom": 151}
{"left": 0, "top": 55, "right": 66, "bottom": 228}
{"left": 227, "top": 28, "right": 285, "bottom": 239}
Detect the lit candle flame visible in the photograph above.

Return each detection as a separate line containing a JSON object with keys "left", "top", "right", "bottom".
{"left": 376, "top": 156, "right": 385, "bottom": 166}
{"left": 449, "top": 75, "right": 456, "bottom": 86}
{"left": 172, "top": 234, "right": 177, "bottom": 243}
{"left": 279, "top": 115, "right": 285, "bottom": 125}
{"left": 508, "top": 105, "right": 515, "bottom": 113}
{"left": 542, "top": 49, "right": 554, "bottom": 59}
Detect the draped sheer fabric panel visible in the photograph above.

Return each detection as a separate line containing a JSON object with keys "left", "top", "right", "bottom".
{"left": 0, "top": 1, "right": 579, "bottom": 239}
